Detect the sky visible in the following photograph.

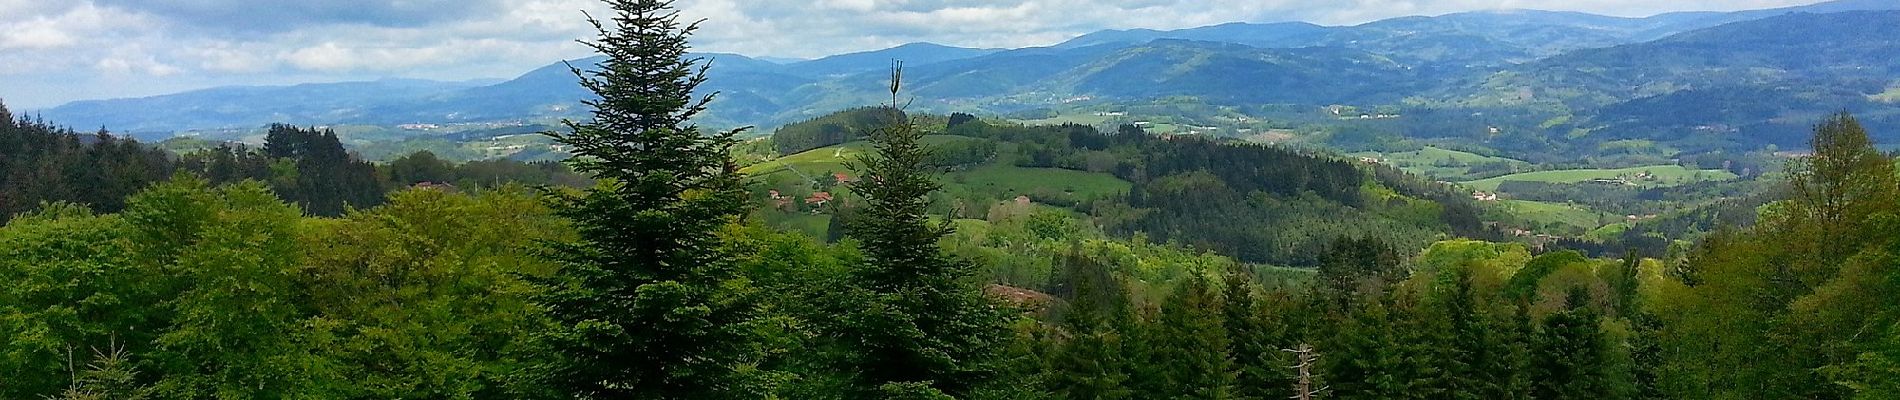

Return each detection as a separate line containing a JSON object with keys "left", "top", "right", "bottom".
{"left": 0, "top": 0, "right": 1822, "bottom": 110}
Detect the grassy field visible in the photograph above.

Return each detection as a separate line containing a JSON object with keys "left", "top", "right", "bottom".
{"left": 764, "top": 212, "right": 832, "bottom": 239}
{"left": 1352, "top": 146, "right": 1532, "bottom": 180}
{"left": 1499, "top": 200, "right": 1608, "bottom": 231}
{"left": 743, "top": 135, "right": 1130, "bottom": 201}
{"left": 1017, "top": 113, "right": 1115, "bottom": 126}
{"left": 741, "top": 135, "right": 983, "bottom": 180}
{"left": 948, "top": 164, "right": 1132, "bottom": 200}
{"left": 1462, "top": 165, "right": 1738, "bottom": 192}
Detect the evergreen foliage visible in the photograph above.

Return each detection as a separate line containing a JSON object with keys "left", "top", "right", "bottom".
{"left": 821, "top": 69, "right": 1013, "bottom": 398}
{"left": 0, "top": 109, "right": 173, "bottom": 221}
{"left": 530, "top": 0, "right": 782, "bottom": 398}
{"left": 260, "top": 124, "right": 388, "bottom": 216}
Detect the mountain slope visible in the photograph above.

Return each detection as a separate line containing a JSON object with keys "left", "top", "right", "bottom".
{"left": 1474, "top": 10, "right": 1900, "bottom": 107}
{"left": 1051, "top": 0, "right": 1900, "bottom": 71}
{"left": 784, "top": 42, "right": 1002, "bottom": 78}
{"left": 1056, "top": 40, "right": 1416, "bottom": 104}
{"left": 394, "top": 52, "right": 814, "bottom": 126}
{"left": 1465, "top": 11, "right": 1900, "bottom": 144}
{"left": 40, "top": 79, "right": 483, "bottom": 132}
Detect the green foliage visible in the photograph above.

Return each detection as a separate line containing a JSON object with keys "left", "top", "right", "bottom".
{"left": 772, "top": 107, "right": 904, "bottom": 155}
{"left": 531, "top": 0, "right": 783, "bottom": 397}
{"left": 262, "top": 124, "right": 389, "bottom": 216}
{"left": 823, "top": 77, "right": 1013, "bottom": 396}
{"left": 1462, "top": 165, "right": 1737, "bottom": 192}
{"left": 1528, "top": 288, "right": 1628, "bottom": 399}
{"left": 1130, "top": 277, "right": 1235, "bottom": 399}
{"left": 294, "top": 187, "right": 566, "bottom": 398}
{"left": 140, "top": 179, "right": 307, "bottom": 398}
{"left": 0, "top": 110, "right": 174, "bottom": 222}
{"left": 1650, "top": 112, "right": 1900, "bottom": 399}
{"left": 49, "top": 343, "right": 152, "bottom": 400}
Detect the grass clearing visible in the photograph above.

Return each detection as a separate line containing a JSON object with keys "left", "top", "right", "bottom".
{"left": 1018, "top": 113, "right": 1115, "bottom": 126}
{"left": 1353, "top": 146, "right": 1532, "bottom": 180}
{"left": 1462, "top": 165, "right": 1737, "bottom": 192}
{"left": 949, "top": 164, "right": 1132, "bottom": 200}
{"left": 743, "top": 135, "right": 1131, "bottom": 204}
{"left": 742, "top": 135, "right": 982, "bottom": 180}
{"left": 1499, "top": 199, "right": 1607, "bottom": 230}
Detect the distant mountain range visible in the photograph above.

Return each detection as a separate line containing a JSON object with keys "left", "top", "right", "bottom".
{"left": 35, "top": 0, "right": 1900, "bottom": 148}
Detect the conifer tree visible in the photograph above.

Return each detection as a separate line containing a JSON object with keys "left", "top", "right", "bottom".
{"left": 1323, "top": 299, "right": 1410, "bottom": 400}
{"left": 832, "top": 65, "right": 1012, "bottom": 398}
{"left": 1223, "top": 269, "right": 1297, "bottom": 400}
{"left": 1133, "top": 277, "right": 1236, "bottom": 399}
{"left": 533, "top": 0, "right": 779, "bottom": 398}
{"left": 1436, "top": 264, "right": 1528, "bottom": 400}
{"left": 1530, "top": 288, "right": 1614, "bottom": 399}
{"left": 1046, "top": 252, "right": 1133, "bottom": 399}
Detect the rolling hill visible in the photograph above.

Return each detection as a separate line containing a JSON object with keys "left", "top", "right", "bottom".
{"left": 783, "top": 42, "right": 1003, "bottom": 78}
{"left": 1460, "top": 10, "right": 1900, "bottom": 145}
{"left": 31, "top": 0, "right": 1900, "bottom": 151}
{"left": 38, "top": 79, "right": 486, "bottom": 132}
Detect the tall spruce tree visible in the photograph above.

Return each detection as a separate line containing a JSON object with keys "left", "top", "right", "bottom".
{"left": 1529, "top": 288, "right": 1615, "bottom": 399}
{"left": 1222, "top": 269, "right": 1297, "bottom": 400}
{"left": 1437, "top": 264, "right": 1528, "bottom": 400}
{"left": 1135, "top": 276, "right": 1237, "bottom": 399}
{"left": 1046, "top": 252, "right": 1134, "bottom": 400}
{"left": 534, "top": 0, "right": 778, "bottom": 398}
{"left": 834, "top": 66, "right": 1012, "bottom": 398}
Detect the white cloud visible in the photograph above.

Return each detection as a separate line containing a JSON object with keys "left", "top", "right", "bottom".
{"left": 0, "top": 0, "right": 1832, "bottom": 109}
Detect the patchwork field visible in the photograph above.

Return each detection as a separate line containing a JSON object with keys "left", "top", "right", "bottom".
{"left": 1462, "top": 165, "right": 1738, "bottom": 192}
{"left": 742, "top": 135, "right": 984, "bottom": 179}
{"left": 949, "top": 164, "right": 1132, "bottom": 201}
{"left": 1353, "top": 146, "right": 1533, "bottom": 180}
{"left": 1498, "top": 199, "right": 1608, "bottom": 231}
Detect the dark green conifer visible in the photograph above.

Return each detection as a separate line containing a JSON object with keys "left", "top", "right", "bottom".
{"left": 533, "top": 0, "right": 778, "bottom": 398}
{"left": 1133, "top": 277, "right": 1236, "bottom": 399}
{"left": 832, "top": 65, "right": 1012, "bottom": 398}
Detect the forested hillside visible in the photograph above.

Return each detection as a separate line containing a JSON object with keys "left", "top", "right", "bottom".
{"left": 0, "top": 104, "right": 586, "bottom": 222}
{"left": 10, "top": 109, "right": 1900, "bottom": 398}
{"left": 753, "top": 110, "right": 1489, "bottom": 267}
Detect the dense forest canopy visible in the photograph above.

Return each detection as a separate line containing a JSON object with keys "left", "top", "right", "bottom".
{"left": 6, "top": 0, "right": 1900, "bottom": 399}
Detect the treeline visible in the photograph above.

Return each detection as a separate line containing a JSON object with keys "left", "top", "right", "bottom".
{"left": 0, "top": 181, "right": 567, "bottom": 398}
{"left": 0, "top": 105, "right": 173, "bottom": 219}
{"left": 1642, "top": 113, "right": 1900, "bottom": 398}
{"left": 1021, "top": 238, "right": 1648, "bottom": 399}
{"left": 10, "top": 114, "right": 1889, "bottom": 397}
{"left": 771, "top": 106, "right": 902, "bottom": 155}
{"left": 940, "top": 119, "right": 1462, "bottom": 266}
{"left": 181, "top": 124, "right": 588, "bottom": 216}
{"left": 0, "top": 112, "right": 586, "bottom": 221}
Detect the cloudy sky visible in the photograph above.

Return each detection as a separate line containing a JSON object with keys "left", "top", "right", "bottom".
{"left": 0, "top": 0, "right": 1819, "bottom": 110}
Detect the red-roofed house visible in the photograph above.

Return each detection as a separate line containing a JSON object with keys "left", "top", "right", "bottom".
{"left": 805, "top": 191, "right": 834, "bottom": 206}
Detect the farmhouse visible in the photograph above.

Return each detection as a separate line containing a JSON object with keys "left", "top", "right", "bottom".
{"left": 805, "top": 192, "right": 833, "bottom": 206}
